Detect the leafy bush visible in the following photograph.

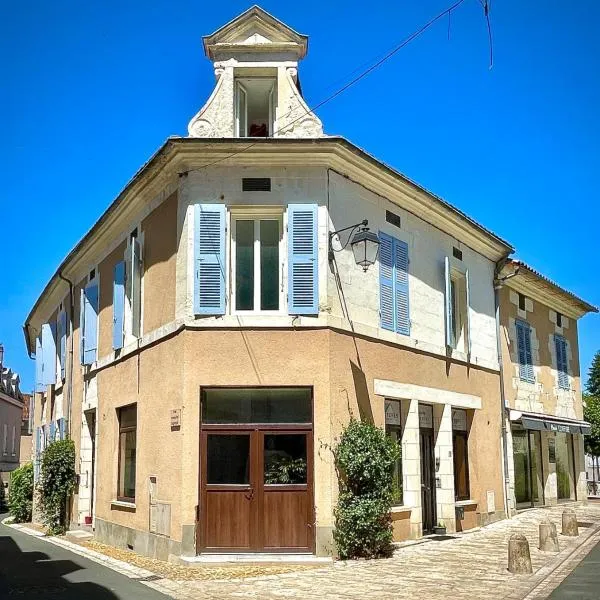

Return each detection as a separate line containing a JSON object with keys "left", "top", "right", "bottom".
{"left": 39, "top": 439, "right": 76, "bottom": 535}
{"left": 8, "top": 462, "right": 34, "bottom": 522}
{"left": 333, "top": 419, "right": 400, "bottom": 559}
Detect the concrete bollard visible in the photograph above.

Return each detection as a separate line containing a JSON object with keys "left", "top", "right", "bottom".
{"left": 508, "top": 533, "right": 533, "bottom": 574}
{"left": 562, "top": 509, "right": 579, "bottom": 537}
{"left": 539, "top": 519, "right": 559, "bottom": 552}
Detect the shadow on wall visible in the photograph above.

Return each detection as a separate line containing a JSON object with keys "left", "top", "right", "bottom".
{"left": 350, "top": 360, "right": 373, "bottom": 423}
{"left": 0, "top": 533, "right": 122, "bottom": 599}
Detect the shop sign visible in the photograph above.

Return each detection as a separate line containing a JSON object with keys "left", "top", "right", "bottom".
{"left": 548, "top": 438, "right": 556, "bottom": 463}
{"left": 549, "top": 423, "right": 570, "bottom": 433}
{"left": 419, "top": 404, "right": 433, "bottom": 429}
{"left": 452, "top": 409, "right": 467, "bottom": 431}
{"left": 385, "top": 400, "right": 401, "bottom": 426}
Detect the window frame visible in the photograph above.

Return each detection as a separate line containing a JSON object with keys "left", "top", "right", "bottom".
{"left": 230, "top": 208, "right": 284, "bottom": 315}
{"left": 449, "top": 269, "right": 468, "bottom": 352}
{"left": 384, "top": 399, "right": 403, "bottom": 507}
{"left": 123, "top": 228, "right": 144, "bottom": 345}
{"left": 117, "top": 404, "right": 137, "bottom": 503}
{"left": 452, "top": 409, "right": 470, "bottom": 501}
{"left": 234, "top": 77, "right": 276, "bottom": 137}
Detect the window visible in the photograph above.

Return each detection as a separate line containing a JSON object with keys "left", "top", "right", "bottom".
{"left": 452, "top": 247, "right": 463, "bottom": 261}
{"left": 235, "top": 78, "right": 275, "bottom": 137}
{"left": 556, "top": 312, "right": 563, "bottom": 327}
{"left": 555, "top": 334, "right": 569, "bottom": 389}
{"left": 444, "top": 261, "right": 470, "bottom": 353}
{"left": 518, "top": 293, "right": 526, "bottom": 311}
{"left": 379, "top": 233, "right": 410, "bottom": 335}
{"left": 385, "top": 400, "right": 403, "bottom": 506}
{"left": 243, "top": 178, "right": 271, "bottom": 192}
{"left": 452, "top": 409, "right": 470, "bottom": 501}
{"left": 2, "top": 423, "right": 7, "bottom": 455}
{"left": 117, "top": 405, "right": 137, "bottom": 502}
{"left": 11, "top": 425, "right": 16, "bottom": 456}
{"left": 232, "top": 215, "right": 282, "bottom": 312}
{"left": 80, "top": 277, "right": 99, "bottom": 365}
{"left": 516, "top": 320, "right": 535, "bottom": 383}
{"left": 385, "top": 210, "right": 401, "bottom": 229}
{"left": 125, "top": 234, "right": 142, "bottom": 340}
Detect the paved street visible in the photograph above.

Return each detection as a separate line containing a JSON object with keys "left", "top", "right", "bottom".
{"left": 0, "top": 515, "right": 169, "bottom": 599}
{"left": 549, "top": 538, "right": 600, "bottom": 600}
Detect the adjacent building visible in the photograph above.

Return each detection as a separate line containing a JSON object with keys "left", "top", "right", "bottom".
{"left": 23, "top": 7, "right": 595, "bottom": 560}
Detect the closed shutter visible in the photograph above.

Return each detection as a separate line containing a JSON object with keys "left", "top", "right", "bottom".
{"left": 49, "top": 421, "right": 56, "bottom": 444}
{"left": 394, "top": 238, "right": 410, "bottom": 336}
{"left": 444, "top": 256, "right": 453, "bottom": 347}
{"left": 79, "top": 288, "right": 85, "bottom": 364}
{"left": 555, "top": 335, "right": 569, "bottom": 389}
{"left": 130, "top": 239, "right": 142, "bottom": 337}
{"left": 516, "top": 320, "right": 534, "bottom": 383}
{"left": 82, "top": 281, "right": 99, "bottom": 365}
{"left": 194, "top": 204, "right": 226, "bottom": 315}
{"left": 58, "top": 418, "right": 66, "bottom": 440}
{"left": 41, "top": 322, "right": 57, "bottom": 385}
{"left": 287, "top": 204, "right": 318, "bottom": 315}
{"left": 35, "top": 335, "right": 44, "bottom": 392}
{"left": 58, "top": 310, "right": 67, "bottom": 381}
{"left": 113, "top": 261, "right": 126, "bottom": 349}
{"left": 379, "top": 233, "right": 394, "bottom": 331}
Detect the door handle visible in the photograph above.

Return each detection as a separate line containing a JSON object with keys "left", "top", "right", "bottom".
{"left": 244, "top": 488, "right": 255, "bottom": 501}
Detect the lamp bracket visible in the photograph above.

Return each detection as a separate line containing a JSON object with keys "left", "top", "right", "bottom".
{"left": 328, "top": 219, "right": 369, "bottom": 259}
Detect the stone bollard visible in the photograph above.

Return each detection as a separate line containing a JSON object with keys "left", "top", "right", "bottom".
{"left": 562, "top": 509, "right": 579, "bottom": 537}
{"left": 539, "top": 519, "right": 559, "bottom": 552}
{"left": 508, "top": 533, "right": 533, "bottom": 574}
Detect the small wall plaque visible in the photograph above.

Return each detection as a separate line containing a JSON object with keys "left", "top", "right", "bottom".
{"left": 170, "top": 409, "right": 181, "bottom": 430}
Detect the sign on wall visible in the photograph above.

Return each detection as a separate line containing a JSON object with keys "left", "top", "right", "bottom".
{"left": 452, "top": 409, "right": 468, "bottom": 432}
{"left": 385, "top": 400, "right": 401, "bottom": 426}
{"left": 419, "top": 404, "right": 433, "bottom": 429}
{"left": 548, "top": 437, "right": 556, "bottom": 463}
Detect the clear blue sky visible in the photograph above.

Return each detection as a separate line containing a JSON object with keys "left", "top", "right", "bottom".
{"left": 1, "top": 1, "right": 599, "bottom": 391}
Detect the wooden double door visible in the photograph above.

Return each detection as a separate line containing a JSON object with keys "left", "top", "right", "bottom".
{"left": 199, "top": 427, "right": 314, "bottom": 553}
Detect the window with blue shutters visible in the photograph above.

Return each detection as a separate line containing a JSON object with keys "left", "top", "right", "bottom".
{"left": 58, "top": 310, "right": 67, "bottom": 381}
{"left": 80, "top": 279, "right": 99, "bottom": 365}
{"left": 41, "top": 322, "right": 57, "bottom": 385}
{"left": 379, "top": 232, "right": 410, "bottom": 335}
{"left": 516, "top": 320, "right": 535, "bottom": 383}
{"left": 113, "top": 261, "right": 126, "bottom": 349}
{"left": 35, "top": 335, "right": 44, "bottom": 392}
{"left": 288, "top": 204, "right": 318, "bottom": 315}
{"left": 554, "top": 334, "right": 569, "bottom": 390}
{"left": 194, "top": 204, "right": 227, "bottom": 315}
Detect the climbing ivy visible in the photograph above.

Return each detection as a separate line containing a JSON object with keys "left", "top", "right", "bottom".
{"left": 8, "top": 462, "right": 34, "bottom": 522}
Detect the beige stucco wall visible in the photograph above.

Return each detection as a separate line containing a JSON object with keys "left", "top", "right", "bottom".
{"left": 0, "top": 396, "right": 24, "bottom": 471}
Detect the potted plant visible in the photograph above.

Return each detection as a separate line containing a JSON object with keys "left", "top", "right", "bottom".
{"left": 433, "top": 521, "right": 446, "bottom": 535}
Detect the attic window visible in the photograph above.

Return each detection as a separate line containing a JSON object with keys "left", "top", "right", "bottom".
{"left": 242, "top": 178, "right": 271, "bottom": 192}
{"left": 556, "top": 312, "right": 562, "bottom": 327}
{"left": 519, "top": 293, "right": 526, "bottom": 311}
{"left": 235, "top": 78, "right": 275, "bottom": 137}
{"left": 385, "top": 210, "right": 401, "bottom": 229}
{"left": 453, "top": 247, "right": 463, "bottom": 261}
{"left": 89, "top": 268, "right": 96, "bottom": 281}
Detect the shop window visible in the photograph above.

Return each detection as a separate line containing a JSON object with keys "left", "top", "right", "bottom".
{"left": 117, "top": 404, "right": 137, "bottom": 502}
{"left": 452, "top": 409, "right": 470, "bottom": 501}
{"left": 385, "top": 399, "right": 403, "bottom": 505}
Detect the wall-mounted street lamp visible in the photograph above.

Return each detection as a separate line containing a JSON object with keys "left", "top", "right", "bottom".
{"left": 329, "top": 219, "right": 381, "bottom": 272}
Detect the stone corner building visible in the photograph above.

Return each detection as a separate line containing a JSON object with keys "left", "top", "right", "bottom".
{"left": 24, "top": 6, "right": 596, "bottom": 560}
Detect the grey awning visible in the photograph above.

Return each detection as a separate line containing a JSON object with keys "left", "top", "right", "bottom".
{"left": 515, "top": 412, "right": 591, "bottom": 435}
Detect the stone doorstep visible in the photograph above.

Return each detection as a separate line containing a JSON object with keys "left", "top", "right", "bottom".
{"left": 179, "top": 553, "right": 333, "bottom": 566}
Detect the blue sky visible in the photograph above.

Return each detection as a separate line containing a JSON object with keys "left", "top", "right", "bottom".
{"left": 1, "top": 1, "right": 599, "bottom": 391}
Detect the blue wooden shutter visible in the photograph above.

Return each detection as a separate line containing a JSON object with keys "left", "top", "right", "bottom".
{"left": 79, "top": 288, "right": 85, "bottom": 364}
{"left": 58, "top": 417, "right": 66, "bottom": 440}
{"left": 58, "top": 310, "right": 67, "bottom": 381}
{"left": 113, "top": 261, "right": 126, "bottom": 349}
{"left": 555, "top": 335, "right": 569, "bottom": 389}
{"left": 194, "top": 204, "right": 226, "bottom": 315}
{"left": 288, "top": 204, "right": 318, "bottom": 315}
{"left": 82, "top": 281, "right": 99, "bottom": 365}
{"left": 379, "top": 233, "right": 394, "bottom": 331}
{"left": 35, "top": 335, "right": 44, "bottom": 392}
{"left": 49, "top": 421, "right": 56, "bottom": 444}
{"left": 394, "top": 238, "right": 410, "bottom": 335}
{"left": 444, "top": 256, "right": 453, "bottom": 347}
{"left": 41, "top": 322, "right": 57, "bottom": 385}
{"left": 516, "top": 320, "right": 534, "bottom": 382}
{"left": 34, "top": 427, "right": 42, "bottom": 481}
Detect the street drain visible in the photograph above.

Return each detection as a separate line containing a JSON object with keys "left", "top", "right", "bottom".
{"left": 136, "top": 574, "right": 163, "bottom": 582}
{"left": 10, "top": 584, "right": 68, "bottom": 595}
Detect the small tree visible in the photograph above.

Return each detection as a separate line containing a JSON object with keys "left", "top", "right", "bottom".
{"left": 333, "top": 419, "right": 400, "bottom": 559}
{"left": 587, "top": 351, "right": 600, "bottom": 397}
{"left": 39, "top": 439, "right": 76, "bottom": 535}
{"left": 8, "top": 462, "right": 34, "bottom": 522}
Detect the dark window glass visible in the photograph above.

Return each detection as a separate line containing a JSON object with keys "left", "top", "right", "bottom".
{"left": 207, "top": 434, "right": 250, "bottom": 484}
{"left": 203, "top": 388, "right": 312, "bottom": 424}
{"left": 453, "top": 247, "right": 463, "bottom": 261}
{"left": 242, "top": 178, "right": 271, "bottom": 192}
{"left": 519, "top": 293, "right": 526, "bottom": 311}
{"left": 386, "top": 424, "right": 403, "bottom": 505}
{"left": 452, "top": 431, "right": 470, "bottom": 501}
{"left": 236, "top": 220, "right": 254, "bottom": 310}
{"left": 264, "top": 434, "right": 307, "bottom": 484}
{"left": 118, "top": 405, "right": 137, "bottom": 501}
{"left": 260, "top": 220, "right": 279, "bottom": 310}
{"left": 556, "top": 312, "right": 562, "bottom": 327}
{"left": 385, "top": 210, "right": 401, "bottom": 228}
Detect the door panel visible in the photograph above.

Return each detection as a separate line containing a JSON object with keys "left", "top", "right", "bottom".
{"left": 205, "top": 492, "right": 253, "bottom": 550}
{"left": 262, "top": 490, "right": 311, "bottom": 549}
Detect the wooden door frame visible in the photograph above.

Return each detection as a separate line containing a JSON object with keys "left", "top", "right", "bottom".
{"left": 420, "top": 427, "right": 437, "bottom": 534}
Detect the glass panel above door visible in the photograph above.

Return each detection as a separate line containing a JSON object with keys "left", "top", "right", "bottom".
{"left": 203, "top": 387, "right": 312, "bottom": 424}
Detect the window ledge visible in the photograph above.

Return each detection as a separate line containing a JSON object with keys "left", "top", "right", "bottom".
{"left": 455, "top": 500, "right": 478, "bottom": 507}
{"left": 390, "top": 505, "right": 413, "bottom": 514}
{"left": 111, "top": 500, "right": 136, "bottom": 511}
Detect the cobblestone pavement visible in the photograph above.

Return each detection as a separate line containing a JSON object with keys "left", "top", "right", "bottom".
{"left": 8, "top": 504, "right": 600, "bottom": 600}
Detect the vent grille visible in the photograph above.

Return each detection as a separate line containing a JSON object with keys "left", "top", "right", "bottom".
{"left": 386, "top": 210, "right": 401, "bottom": 228}
{"left": 452, "top": 247, "right": 463, "bottom": 261}
{"left": 242, "top": 177, "right": 271, "bottom": 192}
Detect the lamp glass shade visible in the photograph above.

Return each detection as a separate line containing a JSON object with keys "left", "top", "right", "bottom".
{"left": 350, "top": 229, "right": 380, "bottom": 271}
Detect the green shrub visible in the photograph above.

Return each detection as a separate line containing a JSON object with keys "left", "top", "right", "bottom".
{"left": 333, "top": 419, "right": 400, "bottom": 559}
{"left": 8, "top": 463, "right": 34, "bottom": 522}
{"left": 39, "top": 439, "right": 76, "bottom": 535}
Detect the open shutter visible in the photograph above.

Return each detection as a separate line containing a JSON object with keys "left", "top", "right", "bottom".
{"left": 555, "top": 335, "right": 569, "bottom": 389}
{"left": 394, "top": 238, "right": 410, "bottom": 336}
{"left": 34, "top": 427, "right": 42, "bottom": 481}
{"left": 194, "top": 204, "right": 227, "bottom": 315}
{"left": 131, "top": 240, "right": 142, "bottom": 337}
{"left": 58, "top": 417, "right": 67, "bottom": 440}
{"left": 516, "top": 320, "right": 534, "bottom": 382}
{"left": 49, "top": 421, "right": 56, "bottom": 444}
{"left": 236, "top": 82, "right": 247, "bottom": 136}
{"left": 113, "top": 261, "right": 126, "bottom": 349}
{"left": 58, "top": 310, "right": 67, "bottom": 381}
{"left": 465, "top": 269, "right": 472, "bottom": 358}
{"left": 41, "top": 322, "right": 57, "bottom": 385}
{"left": 444, "top": 256, "right": 453, "bottom": 347}
{"left": 379, "top": 233, "right": 394, "bottom": 331}
{"left": 82, "top": 282, "right": 99, "bottom": 365}
{"left": 288, "top": 204, "right": 318, "bottom": 315}
{"left": 35, "top": 335, "right": 44, "bottom": 392}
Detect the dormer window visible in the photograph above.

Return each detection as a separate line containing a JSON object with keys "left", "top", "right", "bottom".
{"left": 235, "top": 78, "right": 275, "bottom": 137}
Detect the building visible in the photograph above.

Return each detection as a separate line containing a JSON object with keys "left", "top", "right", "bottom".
{"left": 19, "top": 393, "right": 33, "bottom": 467}
{"left": 0, "top": 351, "right": 25, "bottom": 508}
{"left": 497, "top": 260, "right": 597, "bottom": 512}
{"left": 23, "top": 7, "right": 593, "bottom": 560}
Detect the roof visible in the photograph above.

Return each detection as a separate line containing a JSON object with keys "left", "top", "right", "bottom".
{"left": 500, "top": 259, "right": 597, "bottom": 319}
{"left": 23, "top": 135, "right": 515, "bottom": 355}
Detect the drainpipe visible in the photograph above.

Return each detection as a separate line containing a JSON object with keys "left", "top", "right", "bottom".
{"left": 58, "top": 271, "right": 75, "bottom": 440}
{"left": 494, "top": 258, "right": 520, "bottom": 519}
